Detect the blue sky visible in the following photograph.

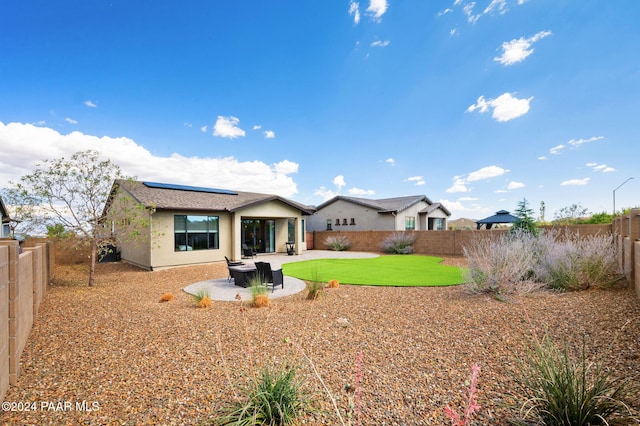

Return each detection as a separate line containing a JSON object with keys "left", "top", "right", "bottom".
{"left": 1, "top": 0, "right": 638, "bottom": 220}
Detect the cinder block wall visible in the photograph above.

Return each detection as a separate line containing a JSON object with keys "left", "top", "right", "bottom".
{"left": 0, "top": 245, "right": 9, "bottom": 403}
{"left": 635, "top": 240, "right": 640, "bottom": 298}
{"left": 0, "top": 240, "right": 50, "bottom": 402}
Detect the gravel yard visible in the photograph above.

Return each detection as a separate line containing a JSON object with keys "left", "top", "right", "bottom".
{"left": 2, "top": 257, "right": 639, "bottom": 425}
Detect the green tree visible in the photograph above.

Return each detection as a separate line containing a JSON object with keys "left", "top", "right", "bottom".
{"left": 583, "top": 211, "right": 613, "bottom": 224}
{"left": 9, "top": 150, "right": 128, "bottom": 286}
{"left": 512, "top": 198, "right": 539, "bottom": 236}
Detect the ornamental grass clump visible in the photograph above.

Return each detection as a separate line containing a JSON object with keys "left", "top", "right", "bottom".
{"left": 159, "top": 292, "right": 174, "bottom": 302}
{"left": 217, "top": 365, "right": 318, "bottom": 426}
{"left": 380, "top": 231, "right": 416, "bottom": 254}
{"left": 192, "top": 289, "right": 212, "bottom": 309}
{"left": 325, "top": 235, "right": 351, "bottom": 251}
{"left": 327, "top": 279, "right": 339, "bottom": 288}
{"left": 513, "top": 333, "right": 639, "bottom": 425}
{"left": 306, "top": 281, "right": 324, "bottom": 300}
{"left": 248, "top": 276, "right": 269, "bottom": 308}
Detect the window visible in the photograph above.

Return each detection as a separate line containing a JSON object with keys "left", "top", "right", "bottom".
{"left": 350, "top": 218, "right": 356, "bottom": 225}
{"left": 405, "top": 216, "right": 415, "bottom": 230}
{"left": 288, "top": 219, "right": 295, "bottom": 242}
{"left": 342, "top": 218, "right": 348, "bottom": 225}
{"left": 335, "top": 218, "right": 340, "bottom": 226}
{"left": 326, "top": 219, "right": 332, "bottom": 231}
{"left": 174, "top": 215, "right": 219, "bottom": 251}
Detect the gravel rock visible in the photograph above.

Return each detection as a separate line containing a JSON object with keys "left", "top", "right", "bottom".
{"left": 2, "top": 259, "right": 639, "bottom": 425}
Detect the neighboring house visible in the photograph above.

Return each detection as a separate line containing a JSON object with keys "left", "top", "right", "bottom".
{"left": 476, "top": 210, "right": 519, "bottom": 230}
{"left": 306, "top": 195, "right": 450, "bottom": 232}
{"left": 0, "top": 195, "right": 10, "bottom": 238}
{"left": 104, "top": 180, "right": 314, "bottom": 270}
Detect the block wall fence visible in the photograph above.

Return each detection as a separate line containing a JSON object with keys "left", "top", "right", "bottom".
{"left": 612, "top": 208, "right": 640, "bottom": 298}
{"left": 0, "top": 240, "right": 50, "bottom": 403}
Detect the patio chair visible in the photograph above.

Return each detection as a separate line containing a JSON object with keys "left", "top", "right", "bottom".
{"left": 225, "top": 256, "right": 244, "bottom": 282}
{"left": 254, "top": 261, "right": 284, "bottom": 292}
{"left": 242, "top": 244, "right": 257, "bottom": 259}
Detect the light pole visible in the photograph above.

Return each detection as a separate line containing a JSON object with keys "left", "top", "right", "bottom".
{"left": 613, "top": 177, "right": 634, "bottom": 215}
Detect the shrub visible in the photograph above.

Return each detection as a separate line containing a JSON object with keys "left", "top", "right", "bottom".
{"left": 444, "top": 363, "right": 481, "bottom": 426}
{"left": 217, "top": 365, "right": 317, "bottom": 426}
{"left": 192, "top": 289, "right": 212, "bottom": 308}
{"left": 159, "top": 292, "right": 174, "bottom": 302}
{"left": 533, "top": 231, "right": 621, "bottom": 291}
{"left": 463, "top": 230, "right": 540, "bottom": 295}
{"left": 513, "top": 334, "right": 639, "bottom": 425}
{"left": 325, "top": 235, "right": 351, "bottom": 251}
{"left": 380, "top": 232, "right": 415, "bottom": 254}
{"left": 327, "top": 279, "right": 339, "bottom": 289}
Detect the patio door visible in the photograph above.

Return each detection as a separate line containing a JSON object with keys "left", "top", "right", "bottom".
{"left": 242, "top": 219, "right": 275, "bottom": 254}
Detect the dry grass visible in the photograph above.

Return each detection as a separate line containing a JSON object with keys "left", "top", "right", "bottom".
{"left": 1, "top": 259, "right": 639, "bottom": 425}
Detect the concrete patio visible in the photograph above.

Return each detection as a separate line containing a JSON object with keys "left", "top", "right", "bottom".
{"left": 183, "top": 250, "right": 378, "bottom": 301}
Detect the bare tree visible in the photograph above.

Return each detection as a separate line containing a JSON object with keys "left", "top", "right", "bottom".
{"left": 9, "top": 150, "right": 128, "bottom": 286}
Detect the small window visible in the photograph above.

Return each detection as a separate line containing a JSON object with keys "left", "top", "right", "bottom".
{"left": 335, "top": 218, "right": 340, "bottom": 226}
{"left": 350, "top": 218, "right": 356, "bottom": 225}
{"left": 405, "top": 216, "right": 415, "bottom": 231}
{"left": 342, "top": 218, "right": 348, "bottom": 225}
{"left": 326, "top": 219, "right": 332, "bottom": 231}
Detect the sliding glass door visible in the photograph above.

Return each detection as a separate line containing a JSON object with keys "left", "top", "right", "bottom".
{"left": 242, "top": 219, "right": 276, "bottom": 253}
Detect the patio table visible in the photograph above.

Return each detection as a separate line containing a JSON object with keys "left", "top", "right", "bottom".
{"left": 228, "top": 265, "right": 257, "bottom": 287}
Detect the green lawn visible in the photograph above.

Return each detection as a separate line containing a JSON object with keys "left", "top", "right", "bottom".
{"left": 282, "top": 255, "right": 468, "bottom": 287}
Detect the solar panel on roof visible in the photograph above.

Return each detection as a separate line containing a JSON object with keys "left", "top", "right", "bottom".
{"left": 143, "top": 181, "right": 238, "bottom": 195}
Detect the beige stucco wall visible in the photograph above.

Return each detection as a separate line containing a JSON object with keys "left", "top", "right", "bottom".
{"left": 144, "top": 200, "right": 306, "bottom": 270}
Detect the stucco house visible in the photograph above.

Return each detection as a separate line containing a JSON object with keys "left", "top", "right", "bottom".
{"left": 306, "top": 195, "right": 450, "bottom": 232}
{"left": 0, "top": 195, "right": 11, "bottom": 238}
{"left": 104, "top": 180, "right": 313, "bottom": 270}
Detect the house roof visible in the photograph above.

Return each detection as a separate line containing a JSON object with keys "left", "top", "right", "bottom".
{"left": 314, "top": 195, "right": 447, "bottom": 215}
{"left": 108, "top": 180, "right": 315, "bottom": 215}
{"left": 418, "top": 202, "right": 451, "bottom": 216}
{"left": 0, "top": 195, "right": 9, "bottom": 222}
{"left": 476, "top": 210, "right": 519, "bottom": 225}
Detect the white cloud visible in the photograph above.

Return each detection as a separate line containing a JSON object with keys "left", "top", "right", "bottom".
{"left": 438, "top": 8, "right": 453, "bottom": 16}
{"left": 263, "top": 130, "right": 275, "bottom": 139}
{"left": 371, "top": 40, "right": 390, "bottom": 47}
{"left": 466, "top": 165, "right": 510, "bottom": 182}
{"left": 538, "top": 156, "right": 547, "bottom": 160}
{"left": 65, "top": 117, "right": 78, "bottom": 124}
{"left": 446, "top": 166, "right": 510, "bottom": 193}
{"left": 348, "top": 187, "right": 375, "bottom": 196}
{"left": 84, "top": 100, "right": 97, "bottom": 108}
{"left": 333, "top": 175, "right": 346, "bottom": 190}
{"left": 200, "top": 125, "right": 208, "bottom": 133}
{"left": 213, "top": 116, "right": 245, "bottom": 139}
{"left": 550, "top": 144, "right": 564, "bottom": 154}
{"left": 405, "top": 176, "right": 425, "bottom": 186}
{"left": 314, "top": 186, "right": 337, "bottom": 201}
{"left": 507, "top": 181, "right": 525, "bottom": 189}
{"left": 366, "top": 0, "right": 388, "bottom": 21}
{"left": 184, "top": 122, "right": 192, "bottom": 128}
{"left": 560, "top": 177, "right": 590, "bottom": 186}
{"left": 467, "top": 93, "right": 532, "bottom": 122}
{"left": 349, "top": 1, "right": 361, "bottom": 24}
{"left": 252, "top": 125, "right": 262, "bottom": 130}
{"left": 590, "top": 163, "right": 616, "bottom": 173}
{"left": 568, "top": 135, "right": 604, "bottom": 148}
{"left": 385, "top": 158, "right": 395, "bottom": 166}
{"left": 0, "top": 121, "right": 298, "bottom": 197}
{"left": 494, "top": 30, "right": 552, "bottom": 65}
{"left": 484, "top": 0, "right": 508, "bottom": 15}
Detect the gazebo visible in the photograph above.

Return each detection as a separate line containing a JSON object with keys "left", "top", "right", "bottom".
{"left": 476, "top": 210, "right": 519, "bottom": 230}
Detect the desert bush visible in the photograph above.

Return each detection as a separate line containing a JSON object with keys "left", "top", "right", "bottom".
{"left": 192, "top": 289, "right": 212, "bottom": 308}
{"left": 463, "top": 230, "right": 540, "bottom": 295}
{"left": 325, "top": 235, "right": 351, "bottom": 251}
{"left": 380, "top": 231, "right": 416, "bottom": 254}
{"left": 513, "top": 334, "right": 639, "bottom": 425}
{"left": 247, "top": 276, "right": 269, "bottom": 308}
{"left": 533, "top": 231, "right": 621, "bottom": 291}
{"left": 217, "top": 365, "right": 317, "bottom": 426}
